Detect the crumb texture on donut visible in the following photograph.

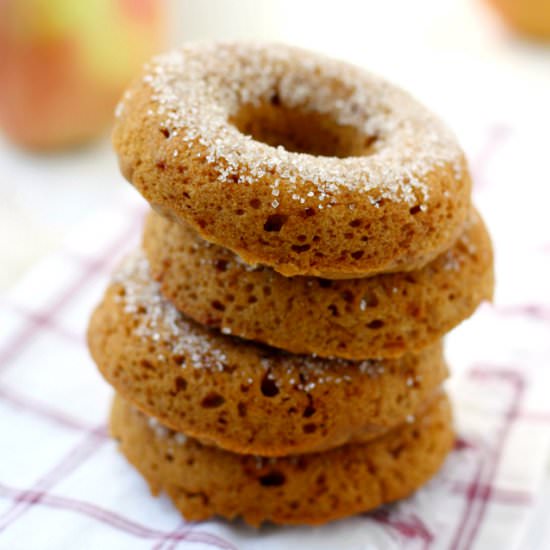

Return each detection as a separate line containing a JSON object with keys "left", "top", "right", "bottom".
{"left": 110, "top": 392, "right": 454, "bottom": 526}
{"left": 143, "top": 209, "right": 493, "bottom": 359}
{"left": 114, "top": 42, "right": 471, "bottom": 277}
{"left": 88, "top": 252, "right": 448, "bottom": 456}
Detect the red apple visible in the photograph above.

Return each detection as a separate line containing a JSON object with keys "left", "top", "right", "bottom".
{"left": 0, "top": 0, "right": 166, "bottom": 150}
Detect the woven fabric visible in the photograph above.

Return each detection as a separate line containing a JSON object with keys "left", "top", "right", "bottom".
{"left": 1, "top": 124, "right": 549, "bottom": 549}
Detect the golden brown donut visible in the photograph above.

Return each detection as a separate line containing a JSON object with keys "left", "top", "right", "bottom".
{"left": 143, "top": 209, "right": 493, "bottom": 359}
{"left": 110, "top": 392, "right": 454, "bottom": 526}
{"left": 113, "top": 42, "right": 471, "bottom": 278}
{"left": 88, "top": 252, "right": 448, "bottom": 456}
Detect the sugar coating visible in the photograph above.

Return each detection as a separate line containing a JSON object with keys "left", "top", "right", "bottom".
{"left": 146, "top": 415, "right": 170, "bottom": 439}
{"left": 118, "top": 42, "right": 463, "bottom": 208}
{"left": 113, "top": 251, "right": 387, "bottom": 388}
{"left": 114, "top": 252, "right": 228, "bottom": 372}
{"left": 92, "top": 259, "right": 448, "bottom": 456}
{"left": 145, "top": 412, "right": 187, "bottom": 446}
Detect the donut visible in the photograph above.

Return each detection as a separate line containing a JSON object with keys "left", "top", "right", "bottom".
{"left": 110, "top": 392, "right": 454, "bottom": 526}
{"left": 143, "top": 209, "right": 493, "bottom": 359}
{"left": 487, "top": 0, "right": 550, "bottom": 39}
{"left": 88, "top": 252, "right": 448, "bottom": 456}
{"left": 113, "top": 42, "right": 471, "bottom": 278}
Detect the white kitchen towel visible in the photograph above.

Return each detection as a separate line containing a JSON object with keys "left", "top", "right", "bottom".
{"left": 0, "top": 122, "right": 549, "bottom": 550}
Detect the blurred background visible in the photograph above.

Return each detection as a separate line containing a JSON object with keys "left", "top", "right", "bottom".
{"left": 1, "top": 0, "right": 549, "bottom": 290}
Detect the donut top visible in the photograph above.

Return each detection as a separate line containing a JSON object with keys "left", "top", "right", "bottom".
{"left": 112, "top": 252, "right": 410, "bottom": 392}
{"left": 116, "top": 42, "right": 463, "bottom": 210}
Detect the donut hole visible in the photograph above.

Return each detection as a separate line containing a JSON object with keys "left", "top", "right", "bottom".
{"left": 230, "top": 102, "right": 377, "bottom": 158}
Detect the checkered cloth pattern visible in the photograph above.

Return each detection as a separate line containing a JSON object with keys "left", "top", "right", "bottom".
{"left": 1, "top": 123, "right": 549, "bottom": 550}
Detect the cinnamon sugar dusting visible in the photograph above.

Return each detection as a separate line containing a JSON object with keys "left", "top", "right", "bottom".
{"left": 113, "top": 251, "right": 388, "bottom": 389}
{"left": 117, "top": 42, "right": 463, "bottom": 209}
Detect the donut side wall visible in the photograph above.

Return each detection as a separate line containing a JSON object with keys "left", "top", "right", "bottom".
{"left": 88, "top": 258, "right": 449, "bottom": 456}
{"left": 110, "top": 392, "right": 454, "bottom": 526}
{"left": 113, "top": 60, "right": 472, "bottom": 278}
{"left": 143, "top": 210, "right": 494, "bottom": 359}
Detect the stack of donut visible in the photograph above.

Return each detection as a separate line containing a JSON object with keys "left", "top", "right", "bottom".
{"left": 88, "top": 43, "right": 494, "bottom": 526}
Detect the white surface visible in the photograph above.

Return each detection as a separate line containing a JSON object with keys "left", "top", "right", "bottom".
{"left": 0, "top": 189, "right": 549, "bottom": 548}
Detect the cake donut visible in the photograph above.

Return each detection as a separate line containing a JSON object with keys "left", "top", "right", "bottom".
{"left": 88, "top": 252, "right": 448, "bottom": 456}
{"left": 113, "top": 42, "right": 471, "bottom": 278}
{"left": 111, "top": 392, "right": 454, "bottom": 526}
{"left": 143, "top": 209, "right": 493, "bottom": 359}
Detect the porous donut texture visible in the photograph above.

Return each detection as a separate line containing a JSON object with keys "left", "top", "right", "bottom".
{"left": 143, "top": 209, "right": 493, "bottom": 359}
{"left": 111, "top": 392, "right": 454, "bottom": 526}
{"left": 113, "top": 42, "right": 471, "bottom": 278}
{"left": 88, "top": 252, "right": 448, "bottom": 456}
